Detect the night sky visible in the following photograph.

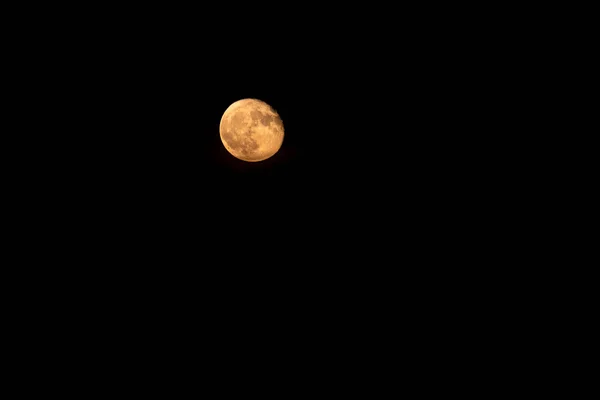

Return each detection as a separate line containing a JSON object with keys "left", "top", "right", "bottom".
{"left": 9, "top": 6, "right": 516, "bottom": 378}
{"left": 27, "top": 6, "right": 482, "bottom": 276}
{"left": 19, "top": 5, "right": 498, "bottom": 340}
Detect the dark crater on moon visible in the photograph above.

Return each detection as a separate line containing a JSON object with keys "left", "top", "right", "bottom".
{"left": 261, "top": 114, "right": 273, "bottom": 126}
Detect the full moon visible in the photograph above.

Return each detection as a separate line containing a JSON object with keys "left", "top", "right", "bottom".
{"left": 219, "top": 98, "right": 284, "bottom": 162}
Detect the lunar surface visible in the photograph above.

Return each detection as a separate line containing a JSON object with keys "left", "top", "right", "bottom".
{"left": 219, "top": 98, "right": 284, "bottom": 162}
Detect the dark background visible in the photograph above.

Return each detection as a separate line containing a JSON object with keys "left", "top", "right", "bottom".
{"left": 4, "top": 5, "right": 560, "bottom": 387}
{"left": 11, "top": 5, "right": 512, "bottom": 369}
{"left": 25, "top": 6, "right": 476, "bottom": 259}
{"left": 18, "top": 5, "right": 500, "bottom": 290}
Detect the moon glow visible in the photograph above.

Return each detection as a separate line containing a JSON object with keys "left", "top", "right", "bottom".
{"left": 219, "top": 98, "right": 284, "bottom": 162}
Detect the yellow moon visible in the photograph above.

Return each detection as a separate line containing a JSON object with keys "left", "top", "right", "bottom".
{"left": 219, "top": 98, "right": 284, "bottom": 162}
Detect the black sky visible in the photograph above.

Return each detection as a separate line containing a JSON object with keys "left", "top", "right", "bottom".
{"left": 18, "top": 4, "right": 501, "bottom": 312}
{"left": 4, "top": 6, "right": 525, "bottom": 375}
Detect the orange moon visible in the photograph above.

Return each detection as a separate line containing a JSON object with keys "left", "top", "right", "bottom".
{"left": 219, "top": 98, "right": 284, "bottom": 162}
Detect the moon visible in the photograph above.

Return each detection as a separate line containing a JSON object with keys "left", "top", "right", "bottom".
{"left": 219, "top": 98, "right": 284, "bottom": 162}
